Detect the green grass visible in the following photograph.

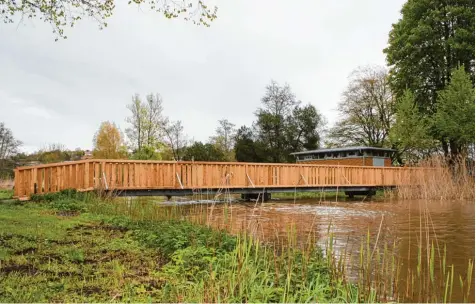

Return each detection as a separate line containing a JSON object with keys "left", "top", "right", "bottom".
{"left": 0, "top": 190, "right": 351, "bottom": 302}
{"left": 0, "top": 189, "right": 13, "bottom": 200}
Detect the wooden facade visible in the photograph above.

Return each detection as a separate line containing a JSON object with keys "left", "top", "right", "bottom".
{"left": 13, "top": 159, "right": 434, "bottom": 200}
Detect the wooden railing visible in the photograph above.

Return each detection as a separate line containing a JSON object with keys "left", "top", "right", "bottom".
{"left": 13, "top": 159, "right": 435, "bottom": 199}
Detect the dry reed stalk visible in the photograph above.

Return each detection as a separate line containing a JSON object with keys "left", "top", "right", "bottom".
{"left": 396, "top": 156, "right": 474, "bottom": 201}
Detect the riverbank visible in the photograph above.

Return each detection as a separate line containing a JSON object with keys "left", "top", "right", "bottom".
{"left": 1, "top": 190, "right": 473, "bottom": 302}
{"left": 0, "top": 190, "right": 352, "bottom": 302}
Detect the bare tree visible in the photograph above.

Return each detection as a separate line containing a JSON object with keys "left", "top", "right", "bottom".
{"left": 126, "top": 93, "right": 166, "bottom": 152}
{"left": 144, "top": 93, "right": 166, "bottom": 146}
{"left": 0, "top": 122, "right": 21, "bottom": 177}
{"left": 210, "top": 119, "right": 236, "bottom": 160}
{"left": 125, "top": 94, "right": 146, "bottom": 152}
{"left": 328, "top": 66, "right": 395, "bottom": 147}
{"left": 163, "top": 120, "right": 188, "bottom": 161}
{"left": 0, "top": 122, "right": 21, "bottom": 160}
{"left": 260, "top": 80, "right": 298, "bottom": 117}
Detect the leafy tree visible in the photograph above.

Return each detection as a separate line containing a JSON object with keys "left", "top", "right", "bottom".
{"left": 38, "top": 143, "right": 71, "bottom": 163}
{"left": 126, "top": 94, "right": 147, "bottom": 152}
{"left": 255, "top": 80, "right": 296, "bottom": 162}
{"left": 328, "top": 66, "right": 395, "bottom": 147}
{"left": 125, "top": 93, "right": 165, "bottom": 153}
{"left": 183, "top": 141, "right": 226, "bottom": 161}
{"left": 2, "top": 0, "right": 218, "bottom": 40}
{"left": 130, "top": 144, "right": 161, "bottom": 160}
{"left": 390, "top": 90, "right": 439, "bottom": 164}
{"left": 286, "top": 104, "right": 325, "bottom": 156}
{"left": 254, "top": 80, "right": 324, "bottom": 163}
{"left": 234, "top": 126, "right": 268, "bottom": 162}
{"left": 93, "top": 121, "right": 128, "bottom": 159}
{"left": 434, "top": 66, "right": 475, "bottom": 158}
{"left": 384, "top": 0, "right": 475, "bottom": 155}
{"left": 144, "top": 93, "right": 166, "bottom": 147}
{"left": 130, "top": 142, "right": 173, "bottom": 160}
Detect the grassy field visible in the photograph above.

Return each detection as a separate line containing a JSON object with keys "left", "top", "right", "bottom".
{"left": 0, "top": 190, "right": 353, "bottom": 302}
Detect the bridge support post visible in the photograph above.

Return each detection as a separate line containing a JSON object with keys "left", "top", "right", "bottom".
{"left": 241, "top": 192, "right": 271, "bottom": 202}
{"left": 345, "top": 189, "right": 377, "bottom": 199}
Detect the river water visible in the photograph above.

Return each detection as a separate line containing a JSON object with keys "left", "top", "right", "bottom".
{"left": 172, "top": 198, "right": 474, "bottom": 303}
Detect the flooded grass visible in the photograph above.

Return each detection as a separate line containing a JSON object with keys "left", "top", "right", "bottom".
{"left": 1, "top": 188, "right": 473, "bottom": 302}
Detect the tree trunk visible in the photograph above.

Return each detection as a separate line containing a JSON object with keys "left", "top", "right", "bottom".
{"left": 441, "top": 138, "right": 449, "bottom": 157}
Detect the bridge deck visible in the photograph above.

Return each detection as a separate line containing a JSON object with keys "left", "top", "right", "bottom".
{"left": 13, "top": 159, "right": 433, "bottom": 200}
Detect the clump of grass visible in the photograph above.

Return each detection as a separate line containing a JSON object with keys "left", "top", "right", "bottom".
{"left": 0, "top": 189, "right": 13, "bottom": 200}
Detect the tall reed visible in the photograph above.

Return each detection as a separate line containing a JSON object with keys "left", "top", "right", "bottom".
{"left": 395, "top": 155, "right": 474, "bottom": 201}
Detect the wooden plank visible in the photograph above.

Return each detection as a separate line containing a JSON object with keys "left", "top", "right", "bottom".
{"left": 84, "top": 162, "right": 89, "bottom": 189}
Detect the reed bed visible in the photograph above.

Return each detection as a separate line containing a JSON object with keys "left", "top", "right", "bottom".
{"left": 393, "top": 156, "right": 474, "bottom": 201}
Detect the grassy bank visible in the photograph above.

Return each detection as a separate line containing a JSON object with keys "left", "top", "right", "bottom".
{"left": 1, "top": 190, "right": 473, "bottom": 302}
{"left": 0, "top": 190, "right": 352, "bottom": 302}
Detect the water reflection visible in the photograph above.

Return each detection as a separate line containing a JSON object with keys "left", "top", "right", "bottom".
{"left": 168, "top": 198, "right": 474, "bottom": 303}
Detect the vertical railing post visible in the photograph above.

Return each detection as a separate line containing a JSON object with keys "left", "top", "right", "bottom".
{"left": 84, "top": 161, "right": 90, "bottom": 189}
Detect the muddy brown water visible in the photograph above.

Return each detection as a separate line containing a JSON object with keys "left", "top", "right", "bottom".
{"left": 169, "top": 198, "right": 474, "bottom": 303}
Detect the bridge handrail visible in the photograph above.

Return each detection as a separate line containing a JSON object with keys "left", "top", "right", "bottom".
{"left": 13, "top": 159, "right": 438, "bottom": 199}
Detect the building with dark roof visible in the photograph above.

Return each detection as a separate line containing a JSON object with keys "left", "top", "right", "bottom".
{"left": 290, "top": 146, "right": 396, "bottom": 167}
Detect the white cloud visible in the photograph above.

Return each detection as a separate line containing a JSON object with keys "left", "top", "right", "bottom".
{"left": 23, "top": 106, "right": 54, "bottom": 119}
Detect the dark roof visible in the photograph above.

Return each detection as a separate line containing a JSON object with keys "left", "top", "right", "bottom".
{"left": 290, "top": 146, "right": 397, "bottom": 156}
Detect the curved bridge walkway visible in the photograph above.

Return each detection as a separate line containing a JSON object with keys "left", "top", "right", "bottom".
{"left": 13, "top": 159, "right": 433, "bottom": 200}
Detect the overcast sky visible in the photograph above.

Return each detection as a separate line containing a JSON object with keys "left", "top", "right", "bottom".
{"left": 0, "top": 0, "right": 405, "bottom": 153}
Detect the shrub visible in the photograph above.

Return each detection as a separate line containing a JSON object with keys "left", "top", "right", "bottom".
{"left": 49, "top": 198, "right": 87, "bottom": 213}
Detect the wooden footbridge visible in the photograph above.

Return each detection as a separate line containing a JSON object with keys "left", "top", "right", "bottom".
{"left": 13, "top": 159, "right": 432, "bottom": 200}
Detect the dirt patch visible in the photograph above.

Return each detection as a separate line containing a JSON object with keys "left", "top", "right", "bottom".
{"left": 14, "top": 247, "right": 37, "bottom": 255}
{"left": 81, "top": 286, "right": 103, "bottom": 295}
{"left": 56, "top": 210, "right": 80, "bottom": 217}
{"left": 1, "top": 264, "right": 38, "bottom": 275}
